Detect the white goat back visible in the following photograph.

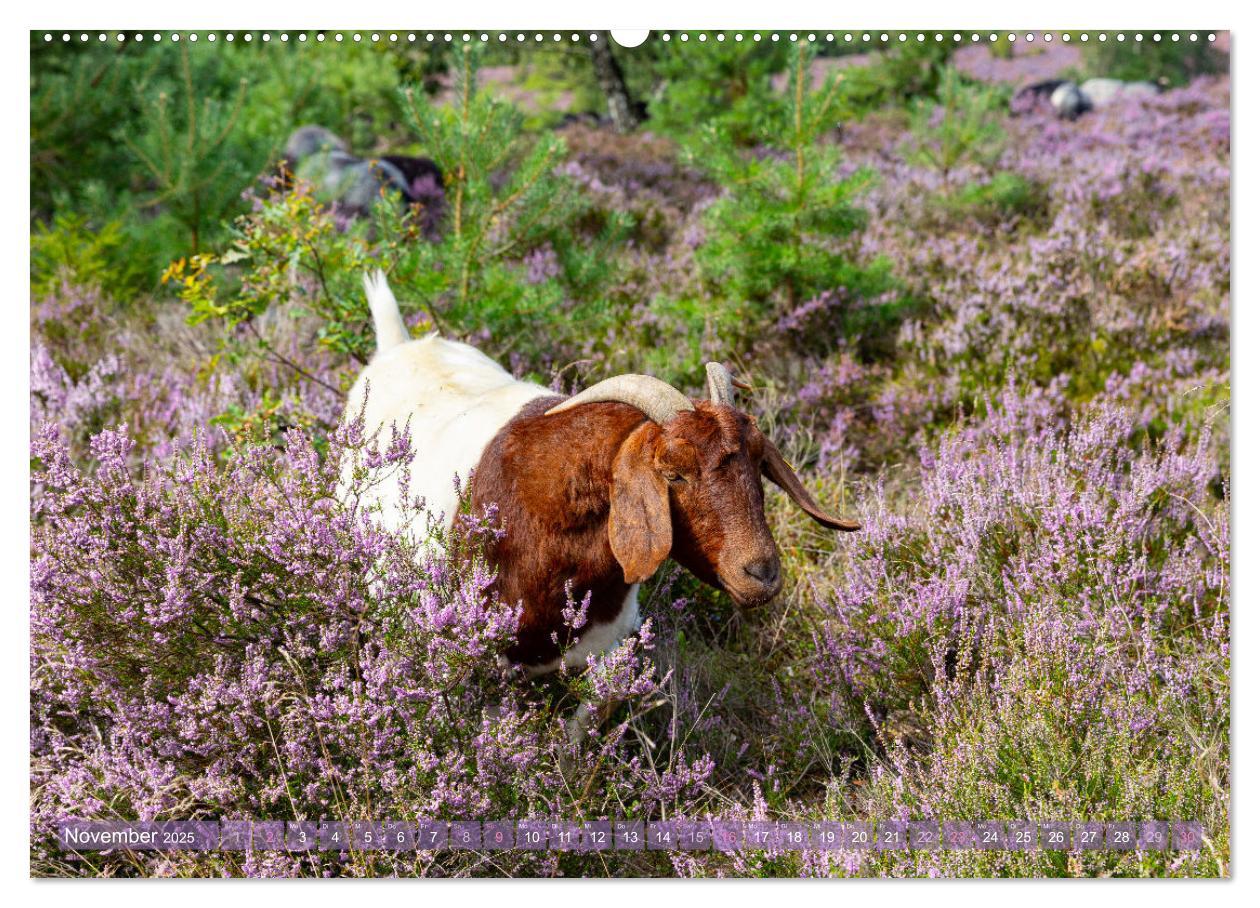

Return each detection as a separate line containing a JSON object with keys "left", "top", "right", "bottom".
{"left": 344, "top": 331, "right": 551, "bottom": 542}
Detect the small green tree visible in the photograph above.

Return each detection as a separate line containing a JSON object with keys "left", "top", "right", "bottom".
{"left": 395, "top": 43, "right": 625, "bottom": 352}
{"left": 649, "top": 34, "right": 793, "bottom": 146}
{"left": 690, "top": 41, "right": 889, "bottom": 314}
{"left": 905, "top": 67, "right": 1007, "bottom": 183}
{"left": 121, "top": 44, "right": 262, "bottom": 252}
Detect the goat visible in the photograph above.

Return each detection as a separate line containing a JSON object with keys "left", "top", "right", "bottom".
{"left": 343, "top": 271, "right": 859, "bottom": 676}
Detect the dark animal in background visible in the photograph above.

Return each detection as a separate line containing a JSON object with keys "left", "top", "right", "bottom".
{"left": 279, "top": 126, "right": 445, "bottom": 233}
{"left": 1010, "top": 79, "right": 1070, "bottom": 114}
{"left": 342, "top": 272, "right": 860, "bottom": 676}
{"left": 382, "top": 154, "right": 444, "bottom": 201}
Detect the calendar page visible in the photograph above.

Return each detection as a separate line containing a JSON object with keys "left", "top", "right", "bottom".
{"left": 28, "top": 23, "right": 1230, "bottom": 881}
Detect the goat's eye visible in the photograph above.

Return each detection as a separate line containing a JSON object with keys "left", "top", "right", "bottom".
{"left": 663, "top": 470, "right": 686, "bottom": 485}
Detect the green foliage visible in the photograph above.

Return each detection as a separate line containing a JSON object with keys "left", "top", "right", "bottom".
{"left": 622, "top": 293, "right": 758, "bottom": 388}
{"left": 507, "top": 48, "right": 606, "bottom": 128}
{"left": 209, "top": 388, "right": 327, "bottom": 455}
{"left": 833, "top": 38, "right": 960, "bottom": 116}
{"left": 31, "top": 212, "right": 147, "bottom": 299}
{"left": 905, "top": 67, "right": 1007, "bottom": 180}
{"left": 1080, "top": 33, "right": 1227, "bottom": 87}
{"left": 121, "top": 44, "right": 259, "bottom": 253}
{"left": 935, "top": 171, "right": 1051, "bottom": 227}
{"left": 28, "top": 34, "right": 1233, "bottom": 879}
{"left": 649, "top": 35, "right": 792, "bottom": 145}
{"left": 173, "top": 181, "right": 377, "bottom": 367}
{"left": 31, "top": 37, "right": 429, "bottom": 289}
{"left": 690, "top": 42, "right": 891, "bottom": 318}
{"left": 227, "top": 40, "right": 407, "bottom": 153}
{"left": 179, "top": 45, "right": 627, "bottom": 378}
{"left": 30, "top": 40, "right": 136, "bottom": 218}
{"left": 395, "top": 44, "right": 627, "bottom": 356}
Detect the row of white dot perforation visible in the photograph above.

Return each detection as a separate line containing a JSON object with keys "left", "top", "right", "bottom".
{"left": 40, "top": 31, "right": 1218, "bottom": 45}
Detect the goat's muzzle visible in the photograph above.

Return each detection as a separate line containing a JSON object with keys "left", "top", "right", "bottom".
{"left": 721, "top": 552, "right": 784, "bottom": 608}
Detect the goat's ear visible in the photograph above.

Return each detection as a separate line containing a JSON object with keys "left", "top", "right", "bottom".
{"left": 761, "top": 438, "right": 860, "bottom": 531}
{"left": 609, "top": 425, "right": 672, "bottom": 584}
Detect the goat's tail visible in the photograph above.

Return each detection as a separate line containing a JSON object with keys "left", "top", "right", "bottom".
{"left": 363, "top": 270, "right": 410, "bottom": 353}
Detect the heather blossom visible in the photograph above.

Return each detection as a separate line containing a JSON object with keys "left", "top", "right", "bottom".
{"left": 30, "top": 410, "right": 704, "bottom": 877}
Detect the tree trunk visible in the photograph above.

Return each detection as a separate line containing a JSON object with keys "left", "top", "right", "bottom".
{"left": 589, "top": 33, "right": 641, "bottom": 134}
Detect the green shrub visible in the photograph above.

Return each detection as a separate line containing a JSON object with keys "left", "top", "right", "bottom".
{"left": 935, "top": 171, "right": 1051, "bottom": 227}
{"left": 905, "top": 67, "right": 1007, "bottom": 182}
{"left": 30, "top": 212, "right": 147, "bottom": 299}
{"left": 648, "top": 35, "right": 792, "bottom": 146}
{"left": 691, "top": 42, "right": 890, "bottom": 321}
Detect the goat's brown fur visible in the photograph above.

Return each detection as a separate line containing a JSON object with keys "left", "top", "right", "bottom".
{"left": 470, "top": 396, "right": 855, "bottom": 669}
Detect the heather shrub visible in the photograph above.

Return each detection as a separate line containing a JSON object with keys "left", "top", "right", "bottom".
{"left": 29, "top": 414, "right": 719, "bottom": 877}
{"left": 802, "top": 386, "right": 1229, "bottom": 875}
{"left": 33, "top": 278, "right": 350, "bottom": 468}
{"left": 952, "top": 38, "right": 1081, "bottom": 89}
{"left": 556, "top": 124, "right": 715, "bottom": 253}
{"left": 819, "top": 73, "right": 1232, "bottom": 469}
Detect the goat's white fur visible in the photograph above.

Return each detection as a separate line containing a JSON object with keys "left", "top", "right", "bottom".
{"left": 346, "top": 271, "right": 553, "bottom": 540}
{"left": 344, "top": 271, "right": 642, "bottom": 671}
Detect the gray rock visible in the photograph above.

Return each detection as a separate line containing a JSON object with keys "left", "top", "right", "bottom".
{"left": 283, "top": 125, "right": 348, "bottom": 165}
{"left": 1049, "top": 79, "right": 1160, "bottom": 120}
{"left": 279, "top": 127, "right": 444, "bottom": 234}
{"left": 295, "top": 150, "right": 411, "bottom": 218}
{"left": 1080, "top": 78, "right": 1160, "bottom": 108}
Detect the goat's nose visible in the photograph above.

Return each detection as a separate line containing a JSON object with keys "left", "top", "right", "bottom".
{"left": 744, "top": 557, "right": 779, "bottom": 586}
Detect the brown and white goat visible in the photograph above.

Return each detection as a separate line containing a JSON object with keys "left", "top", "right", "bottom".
{"left": 344, "top": 272, "right": 858, "bottom": 676}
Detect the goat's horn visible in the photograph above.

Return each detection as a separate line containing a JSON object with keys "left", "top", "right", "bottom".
{"left": 545, "top": 374, "right": 694, "bottom": 424}
{"left": 706, "top": 362, "right": 736, "bottom": 407}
